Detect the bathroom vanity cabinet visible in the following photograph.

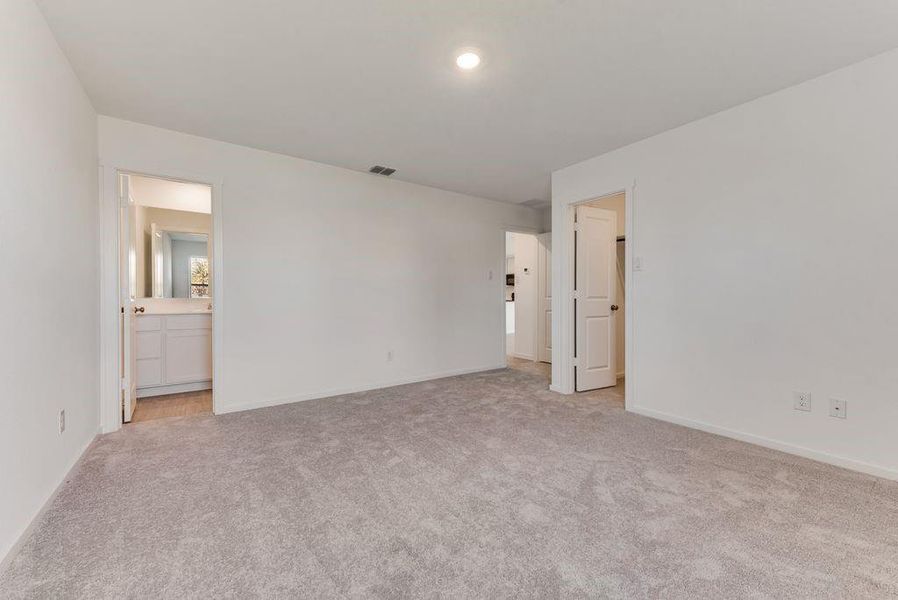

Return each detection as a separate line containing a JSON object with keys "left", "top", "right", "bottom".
{"left": 135, "top": 313, "right": 212, "bottom": 397}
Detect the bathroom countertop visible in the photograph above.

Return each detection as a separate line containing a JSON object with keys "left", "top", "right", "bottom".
{"left": 137, "top": 309, "right": 212, "bottom": 316}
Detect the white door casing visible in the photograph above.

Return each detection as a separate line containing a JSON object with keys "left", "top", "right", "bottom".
{"left": 119, "top": 173, "right": 139, "bottom": 422}
{"left": 575, "top": 206, "right": 617, "bottom": 391}
{"left": 537, "top": 233, "right": 552, "bottom": 363}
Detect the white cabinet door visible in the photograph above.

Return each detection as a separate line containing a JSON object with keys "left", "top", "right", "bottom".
{"left": 164, "top": 329, "right": 212, "bottom": 384}
{"left": 575, "top": 206, "right": 617, "bottom": 391}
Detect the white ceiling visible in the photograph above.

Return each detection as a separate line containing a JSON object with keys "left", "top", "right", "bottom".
{"left": 37, "top": 0, "right": 898, "bottom": 203}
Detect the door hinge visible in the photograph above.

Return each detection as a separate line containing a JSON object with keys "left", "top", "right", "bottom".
{"left": 120, "top": 377, "right": 127, "bottom": 391}
{"left": 572, "top": 358, "right": 579, "bottom": 367}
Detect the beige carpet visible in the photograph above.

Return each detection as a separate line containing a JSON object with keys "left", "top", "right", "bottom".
{"left": 1, "top": 364, "right": 896, "bottom": 598}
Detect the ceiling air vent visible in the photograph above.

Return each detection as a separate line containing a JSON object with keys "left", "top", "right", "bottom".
{"left": 369, "top": 165, "right": 396, "bottom": 176}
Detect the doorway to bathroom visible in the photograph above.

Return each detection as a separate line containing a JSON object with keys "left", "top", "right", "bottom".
{"left": 118, "top": 173, "right": 215, "bottom": 423}
{"left": 504, "top": 230, "right": 551, "bottom": 383}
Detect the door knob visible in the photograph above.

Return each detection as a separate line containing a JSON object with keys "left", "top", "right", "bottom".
{"left": 133, "top": 306, "right": 145, "bottom": 313}
{"left": 610, "top": 304, "right": 619, "bottom": 311}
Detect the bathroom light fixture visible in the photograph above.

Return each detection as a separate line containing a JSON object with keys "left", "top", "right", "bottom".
{"left": 456, "top": 51, "right": 481, "bottom": 70}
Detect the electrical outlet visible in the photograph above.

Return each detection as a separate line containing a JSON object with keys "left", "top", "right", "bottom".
{"left": 387, "top": 350, "right": 394, "bottom": 362}
{"left": 829, "top": 398, "right": 847, "bottom": 419}
{"left": 58, "top": 409, "right": 65, "bottom": 434}
{"left": 793, "top": 391, "right": 811, "bottom": 412}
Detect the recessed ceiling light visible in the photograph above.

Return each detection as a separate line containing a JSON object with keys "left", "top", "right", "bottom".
{"left": 456, "top": 51, "right": 481, "bottom": 70}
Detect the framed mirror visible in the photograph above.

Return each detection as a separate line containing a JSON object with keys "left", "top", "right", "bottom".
{"left": 151, "top": 226, "right": 210, "bottom": 298}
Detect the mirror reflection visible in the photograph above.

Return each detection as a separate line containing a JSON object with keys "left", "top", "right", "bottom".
{"left": 152, "top": 229, "right": 209, "bottom": 298}
{"left": 130, "top": 174, "right": 212, "bottom": 299}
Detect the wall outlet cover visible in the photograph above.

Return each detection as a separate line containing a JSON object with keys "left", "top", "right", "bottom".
{"left": 793, "top": 391, "right": 811, "bottom": 412}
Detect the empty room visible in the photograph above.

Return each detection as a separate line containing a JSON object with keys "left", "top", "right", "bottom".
{"left": 1, "top": 1, "right": 897, "bottom": 598}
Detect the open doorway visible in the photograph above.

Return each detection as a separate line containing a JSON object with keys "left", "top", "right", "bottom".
{"left": 572, "top": 192, "right": 626, "bottom": 399}
{"left": 119, "top": 173, "right": 214, "bottom": 423}
{"left": 504, "top": 231, "right": 551, "bottom": 382}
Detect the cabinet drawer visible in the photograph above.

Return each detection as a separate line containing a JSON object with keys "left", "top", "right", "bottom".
{"left": 136, "top": 315, "right": 163, "bottom": 331}
{"left": 165, "top": 314, "right": 212, "bottom": 331}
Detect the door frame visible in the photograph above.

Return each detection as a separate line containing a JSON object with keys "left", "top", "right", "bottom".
{"left": 99, "top": 165, "right": 223, "bottom": 433}
{"left": 500, "top": 226, "right": 542, "bottom": 369}
{"left": 551, "top": 184, "right": 635, "bottom": 409}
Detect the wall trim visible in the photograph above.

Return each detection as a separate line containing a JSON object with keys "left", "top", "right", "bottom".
{"left": 137, "top": 380, "right": 211, "bottom": 398}
{"left": 0, "top": 432, "right": 98, "bottom": 573}
{"left": 629, "top": 405, "right": 898, "bottom": 482}
{"left": 218, "top": 364, "right": 507, "bottom": 415}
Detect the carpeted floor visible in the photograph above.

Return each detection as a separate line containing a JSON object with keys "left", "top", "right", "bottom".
{"left": 1, "top": 364, "right": 896, "bottom": 599}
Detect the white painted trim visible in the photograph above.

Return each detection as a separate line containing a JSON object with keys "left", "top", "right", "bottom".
{"left": 218, "top": 364, "right": 506, "bottom": 415}
{"left": 512, "top": 352, "right": 536, "bottom": 361}
{"left": 0, "top": 432, "right": 98, "bottom": 573}
{"left": 99, "top": 164, "right": 223, "bottom": 433}
{"left": 629, "top": 405, "right": 898, "bottom": 482}
{"left": 98, "top": 166, "right": 120, "bottom": 433}
{"left": 137, "top": 380, "right": 212, "bottom": 398}
{"left": 623, "top": 185, "right": 635, "bottom": 411}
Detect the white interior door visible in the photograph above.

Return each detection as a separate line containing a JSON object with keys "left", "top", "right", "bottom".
{"left": 537, "top": 233, "right": 552, "bottom": 363}
{"left": 119, "top": 173, "right": 139, "bottom": 422}
{"left": 575, "top": 206, "right": 617, "bottom": 391}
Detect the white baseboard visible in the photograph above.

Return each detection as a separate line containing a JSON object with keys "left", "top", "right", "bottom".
{"left": 629, "top": 405, "right": 898, "bottom": 482}
{"left": 512, "top": 352, "right": 535, "bottom": 361}
{"left": 217, "top": 364, "right": 507, "bottom": 415}
{"left": 138, "top": 380, "right": 212, "bottom": 398}
{"left": 0, "top": 431, "right": 98, "bottom": 573}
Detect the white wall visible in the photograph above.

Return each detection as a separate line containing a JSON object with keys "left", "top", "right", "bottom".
{"left": 0, "top": 0, "right": 98, "bottom": 565}
{"left": 552, "top": 49, "right": 898, "bottom": 479}
{"left": 130, "top": 174, "right": 211, "bottom": 214}
{"left": 509, "top": 232, "right": 538, "bottom": 360}
{"left": 99, "top": 116, "right": 542, "bottom": 416}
